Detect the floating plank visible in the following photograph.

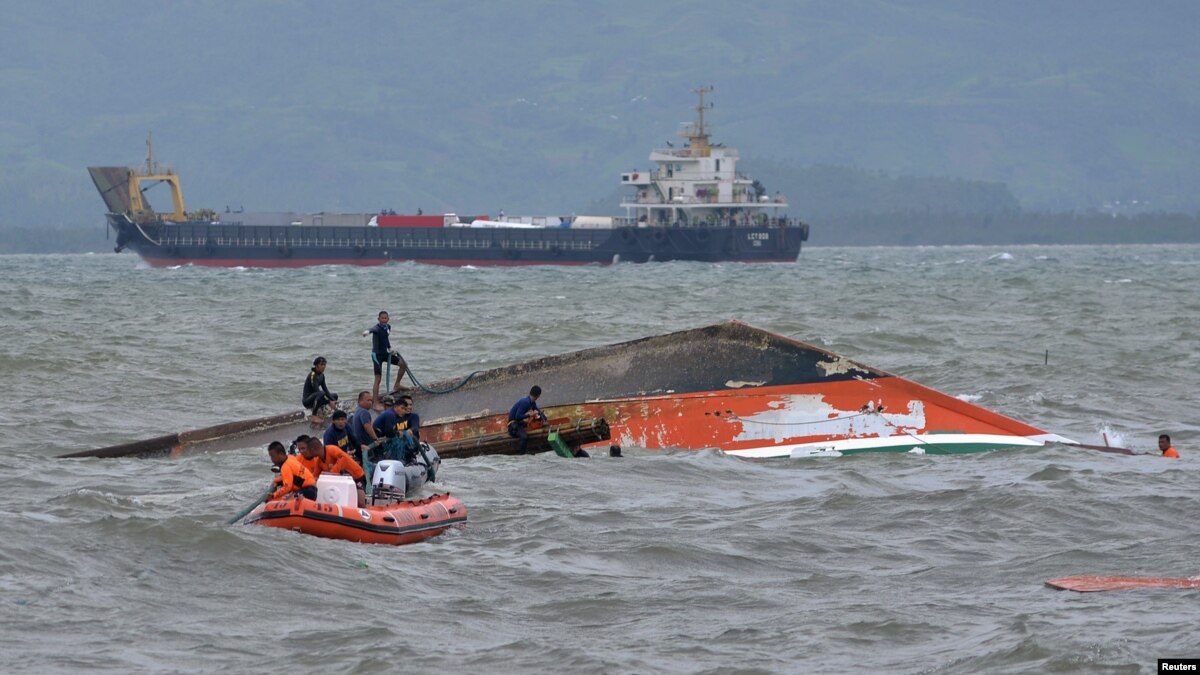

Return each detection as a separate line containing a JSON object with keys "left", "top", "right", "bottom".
{"left": 1066, "top": 442, "right": 1139, "bottom": 456}
{"left": 1045, "top": 575, "right": 1200, "bottom": 592}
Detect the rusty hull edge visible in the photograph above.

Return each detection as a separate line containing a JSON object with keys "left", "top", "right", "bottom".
{"left": 60, "top": 411, "right": 308, "bottom": 459}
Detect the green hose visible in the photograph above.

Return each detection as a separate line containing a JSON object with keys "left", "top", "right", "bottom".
{"left": 225, "top": 484, "right": 274, "bottom": 526}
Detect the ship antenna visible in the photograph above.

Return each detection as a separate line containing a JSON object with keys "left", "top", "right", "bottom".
{"left": 694, "top": 85, "right": 713, "bottom": 138}
{"left": 144, "top": 132, "right": 158, "bottom": 175}
{"left": 681, "top": 86, "right": 715, "bottom": 157}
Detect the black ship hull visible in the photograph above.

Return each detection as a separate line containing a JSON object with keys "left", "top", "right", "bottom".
{"left": 108, "top": 215, "right": 805, "bottom": 267}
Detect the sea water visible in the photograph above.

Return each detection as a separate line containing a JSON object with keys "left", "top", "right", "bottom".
{"left": 1, "top": 245, "right": 1198, "bottom": 673}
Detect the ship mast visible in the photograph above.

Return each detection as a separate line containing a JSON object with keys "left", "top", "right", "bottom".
{"left": 127, "top": 132, "right": 187, "bottom": 221}
{"left": 679, "top": 86, "right": 714, "bottom": 157}
{"left": 144, "top": 132, "right": 159, "bottom": 175}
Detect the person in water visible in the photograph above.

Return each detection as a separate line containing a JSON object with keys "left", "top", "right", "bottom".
{"left": 507, "top": 385, "right": 548, "bottom": 455}
{"left": 323, "top": 409, "right": 355, "bottom": 456}
{"left": 302, "top": 356, "right": 338, "bottom": 422}
{"left": 348, "top": 390, "right": 379, "bottom": 465}
{"left": 372, "top": 394, "right": 421, "bottom": 462}
{"left": 298, "top": 437, "right": 367, "bottom": 507}
{"left": 1159, "top": 434, "right": 1180, "bottom": 458}
{"left": 363, "top": 311, "right": 406, "bottom": 411}
{"left": 267, "top": 440, "right": 318, "bottom": 501}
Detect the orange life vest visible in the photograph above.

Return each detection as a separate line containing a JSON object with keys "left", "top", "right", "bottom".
{"left": 272, "top": 455, "right": 317, "bottom": 499}
{"left": 299, "top": 445, "right": 366, "bottom": 481}
{"left": 1163, "top": 446, "right": 1180, "bottom": 458}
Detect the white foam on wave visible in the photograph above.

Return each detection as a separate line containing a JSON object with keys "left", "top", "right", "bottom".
{"left": 987, "top": 252, "right": 1014, "bottom": 261}
{"left": 1094, "top": 423, "right": 1128, "bottom": 449}
{"left": 956, "top": 393, "right": 983, "bottom": 403}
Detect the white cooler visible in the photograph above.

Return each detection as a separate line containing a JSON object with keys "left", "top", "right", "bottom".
{"left": 315, "top": 474, "right": 358, "bottom": 508}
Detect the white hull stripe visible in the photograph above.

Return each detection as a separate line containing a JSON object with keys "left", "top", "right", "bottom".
{"left": 725, "top": 432, "right": 1077, "bottom": 459}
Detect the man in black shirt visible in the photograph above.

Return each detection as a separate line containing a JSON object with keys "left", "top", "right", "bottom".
{"left": 364, "top": 311, "right": 406, "bottom": 411}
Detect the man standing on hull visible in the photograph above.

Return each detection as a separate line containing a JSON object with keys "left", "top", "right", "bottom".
{"left": 364, "top": 311, "right": 406, "bottom": 411}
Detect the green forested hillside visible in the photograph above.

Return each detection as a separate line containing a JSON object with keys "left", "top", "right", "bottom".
{"left": 2, "top": 1, "right": 1198, "bottom": 242}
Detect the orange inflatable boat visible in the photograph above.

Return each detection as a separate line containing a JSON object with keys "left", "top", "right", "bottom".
{"left": 245, "top": 492, "right": 467, "bottom": 546}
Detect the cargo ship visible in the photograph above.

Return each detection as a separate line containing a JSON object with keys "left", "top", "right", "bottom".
{"left": 88, "top": 88, "right": 808, "bottom": 267}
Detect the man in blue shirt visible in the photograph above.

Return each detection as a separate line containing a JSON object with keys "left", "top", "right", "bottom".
{"left": 348, "top": 390, "right": 379, "bottom": 465}
{"left": 372, "top": 394, "right": 421, "bottom": 462}
{"left": 363, "top": 311, "right": 406, "bottom": 411}
{"left": 507, "top": 385, "right": 548, "bottom": 455}
{"left": 323, "top": 409, "right": 355, "bottom": 456}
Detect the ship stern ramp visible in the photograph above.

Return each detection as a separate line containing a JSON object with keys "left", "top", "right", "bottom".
{"left": 88, "top": 166, "right": 133, "bottom": 214}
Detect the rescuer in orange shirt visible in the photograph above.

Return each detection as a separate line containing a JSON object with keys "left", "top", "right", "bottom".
{"left": 299, "top": 436, "right": 368, "bottom": 506}
{"left": 267, "top": 441, "right": 318, "bottom": 500}
{"left": 1159, "top": 434, "right": 1180, "bottom": 458}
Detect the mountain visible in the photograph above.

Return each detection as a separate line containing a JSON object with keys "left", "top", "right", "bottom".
{"left": 2, "top": 0, "right": 1198, "bottom": 233}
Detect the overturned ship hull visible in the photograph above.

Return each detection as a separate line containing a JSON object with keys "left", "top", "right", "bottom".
{"left": 416, "top": 321, "right": 1069, "bottom": 458}
{"left": 66, "top": 321, "right": 1069, "bottom": 460}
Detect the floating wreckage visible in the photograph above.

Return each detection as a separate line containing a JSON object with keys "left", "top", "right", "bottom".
{"left": 64, "top": 321, "right": 1073, "bottom": 460}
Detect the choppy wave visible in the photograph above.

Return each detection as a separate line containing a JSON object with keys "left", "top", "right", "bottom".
{"left": 1, "top": 245, "right": 1198, "bottom": 673}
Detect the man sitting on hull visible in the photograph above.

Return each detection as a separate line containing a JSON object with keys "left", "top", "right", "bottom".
{"left": 508, "top": 385, "right": 548, "bottom": 455}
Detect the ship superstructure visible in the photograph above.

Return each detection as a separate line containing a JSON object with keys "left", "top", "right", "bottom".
{"left": 620, "top": 87, "right": 788, "bottom": 228}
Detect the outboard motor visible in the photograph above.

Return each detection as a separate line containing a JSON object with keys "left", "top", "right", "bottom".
{"left": 369, "top": 442, "right": 441, "bottom": 505}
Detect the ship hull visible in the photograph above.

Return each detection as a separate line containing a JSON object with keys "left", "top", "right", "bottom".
{"left": 415, "top": 322, "right": 1068, "bottom": 459}
{"left": 68, "top": 322, "right": 1068, "bottom": 460}
{"left": 109, "top": 215, "right": 803, "bottom": 267}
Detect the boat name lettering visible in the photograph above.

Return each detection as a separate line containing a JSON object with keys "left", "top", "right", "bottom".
{"left": 747, "top": 232, "right": 770, "bottom": 241}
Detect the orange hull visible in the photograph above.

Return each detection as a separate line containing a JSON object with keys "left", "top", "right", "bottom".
{"left": 408, "top": 321, "right": 1071, "bottom": 459}
{"left": 245, "top": 493, "right": 466, "bottom": 546}
{"left": 1046, "top": 575, "right": 1200, "bottom": 592}
{"left": 425, "top": 378, "right": 1063, "bottom": 459}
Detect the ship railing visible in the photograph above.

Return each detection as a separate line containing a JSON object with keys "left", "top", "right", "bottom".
{"left": 157, "top": 229, "right": 599, "bottom": 251}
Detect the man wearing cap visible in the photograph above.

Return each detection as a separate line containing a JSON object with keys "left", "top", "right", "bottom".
{"left": 302, "top": 356, "right": 339, "bottom": 422}
{"left": 323, "top": 409, "right": 355, "bottom": 456}
{"left": 372, "top": 394, "right": 421, "bottom": 462}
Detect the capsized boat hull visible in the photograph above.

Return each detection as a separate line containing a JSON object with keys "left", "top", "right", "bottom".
{"left": 245, "top": 493, "right": 466, "bottom": 546}
{"left": 414, "top": 321, "right": 1071, "bottom": 459}
{"left": 66, "top": 321, "right": 1072, "bottom": 459}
